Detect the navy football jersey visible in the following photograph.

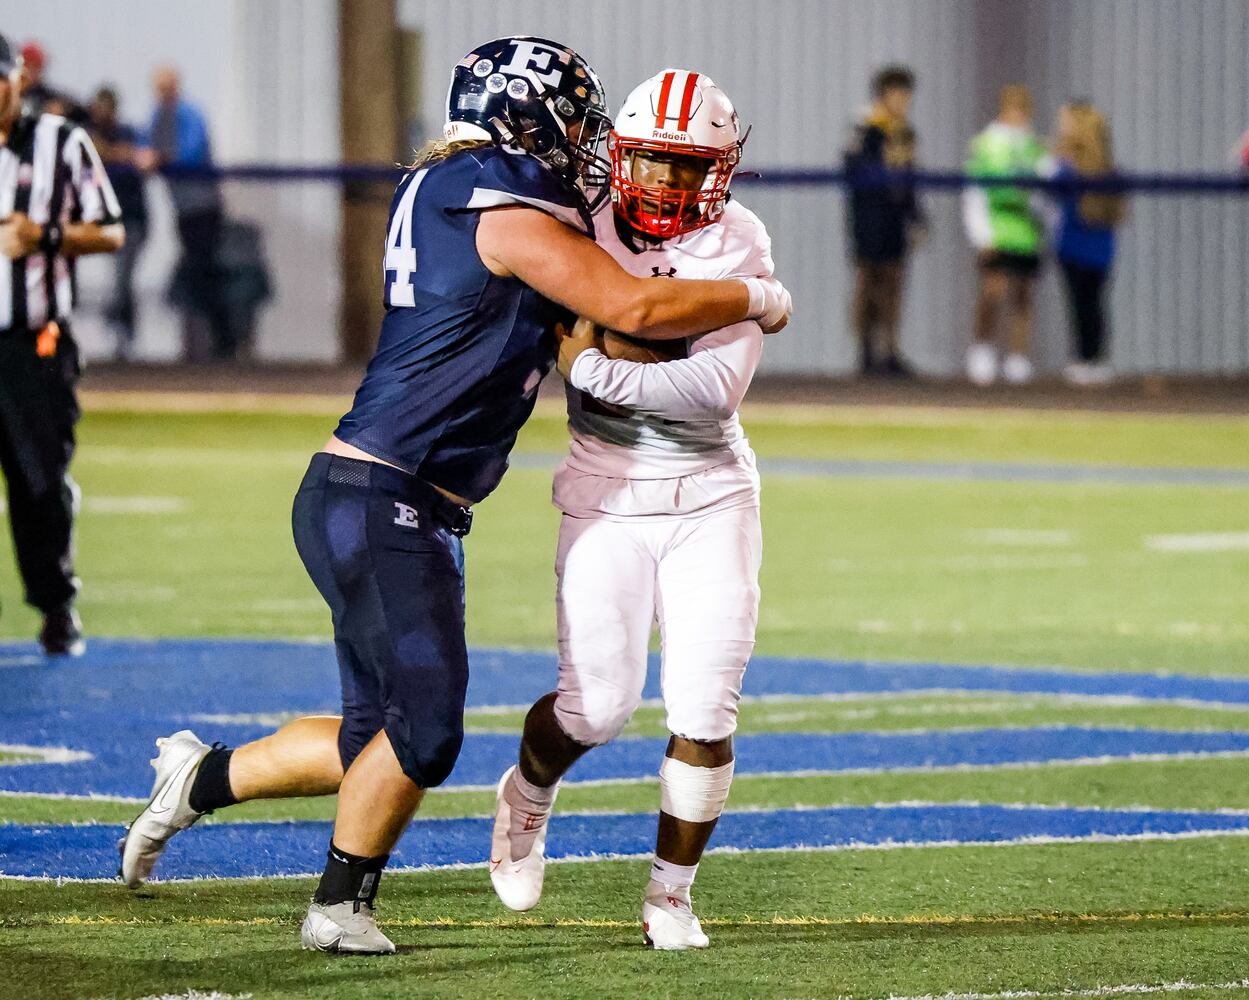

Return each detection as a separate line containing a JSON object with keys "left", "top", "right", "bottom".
{"left": 334, "top": 146, "right": 590, "bottom": 503}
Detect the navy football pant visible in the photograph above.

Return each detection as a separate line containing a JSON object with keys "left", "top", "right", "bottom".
{"left": 292, "top": 454, "right": 469, "bottom": 788}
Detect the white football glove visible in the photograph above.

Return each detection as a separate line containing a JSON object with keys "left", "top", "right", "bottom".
{"left": 741, "top": 276, "right": 793, "bottom": 334}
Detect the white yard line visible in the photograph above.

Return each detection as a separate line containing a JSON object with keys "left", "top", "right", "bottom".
{"left": 879, "top": 978, "right": 1249, "bottom": 1000}
{"left": 0, "top": 744, "right": 92, "bottom": 765}
{"left": 1145, "top": 532, "right": 1249, "bottom": 553}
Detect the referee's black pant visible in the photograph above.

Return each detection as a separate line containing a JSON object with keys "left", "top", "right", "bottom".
{"left": 0, "top": 327, "right": 80, "bottom": 615}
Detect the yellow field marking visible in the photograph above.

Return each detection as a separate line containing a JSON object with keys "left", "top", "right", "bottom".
{"left": 32, "top": 909, "right": 1249, "bottom": 932}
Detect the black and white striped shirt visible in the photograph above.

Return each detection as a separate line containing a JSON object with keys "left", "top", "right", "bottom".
{"left": 0, "top": 111, "right": 122, "bottom": 332}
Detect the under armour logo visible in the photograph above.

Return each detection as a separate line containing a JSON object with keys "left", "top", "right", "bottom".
{"left": 522, "top": 812, "right": 543, "bottom": 831}
{"left": 393, "top": 502, "right": 420, "bottom": 528}
{"left": 652, "top": 266, "right": 677, "bottom": 278}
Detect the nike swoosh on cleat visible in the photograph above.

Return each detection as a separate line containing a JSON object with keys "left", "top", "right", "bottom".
{"left": 149, "top": 753, "right": 197, "bottom": 816}
{"left": 489, "top": 858, "right": 503, "bottom": 871}
{"left": 310, "top": 918, "right": 345, "bottom": 951}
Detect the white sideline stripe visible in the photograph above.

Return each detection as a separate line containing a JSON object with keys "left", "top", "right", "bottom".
{"left": 0, "top": 744, "right": 92, "bottom": 765}
{"left": 76, "top": 390, "right": 1249, "bottom": 429}
{"left": 8, "top": 826, "right": 1249, "bottom": 885}
{"left": 1145, "top": 532, "right": 1249, "bottom": 553}
{"left": 880, "top": 978, "right": 1249, "bottom": 1000}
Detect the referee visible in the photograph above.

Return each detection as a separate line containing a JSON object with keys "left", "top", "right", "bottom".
{"left": 0, "top": 34, "right": 123, "bottom": 655}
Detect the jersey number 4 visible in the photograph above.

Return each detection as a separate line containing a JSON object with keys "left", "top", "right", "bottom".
{"left": 384, "top": 169, "right": 426, "bottom": 307}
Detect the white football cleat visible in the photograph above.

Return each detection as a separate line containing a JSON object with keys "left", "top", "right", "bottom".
{"left": 301, "top": 900, "right": 396, "bottom": 955}
{"left": 1002, "top": 352, "right": 1035, "bottom": 385}
{"left": 642, "top": 882, "right": 710, "bottom": 950}
{"left": 489, "top": 765, "right": 554, "bottom": 912}
{"left": 118, "top": 729, "right": 211, "bottom": 887}
{"left": 966, "top": 342, "right": 998, "bottom": 386}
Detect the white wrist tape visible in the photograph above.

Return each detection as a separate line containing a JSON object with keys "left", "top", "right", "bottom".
{"left": 742, "top": 277, "right": 766, "bottom": 320}
{"left": 658, "top": 757, "right": 735, "bottom": 824}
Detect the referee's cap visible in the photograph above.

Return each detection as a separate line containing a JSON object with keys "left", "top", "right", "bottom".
{"left": 0, "top": 34, "right": 16, "bottom": 76}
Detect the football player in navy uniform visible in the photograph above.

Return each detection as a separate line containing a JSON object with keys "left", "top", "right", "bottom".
{"left": 118, "top": 36, "right": 792, "bottom": 954}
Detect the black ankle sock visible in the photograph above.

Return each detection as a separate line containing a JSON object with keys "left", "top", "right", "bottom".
{"left": 187, "top": 746, "right": 238, "bottom": 814}
{"left": 314, "top": 842, "right": 389, "bottom": 907}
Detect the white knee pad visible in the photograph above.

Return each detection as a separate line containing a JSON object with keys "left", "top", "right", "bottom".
{"left": 658, "top": 756, "right": 735, "bottom": 823}
{"left": 663, "top": 639, "right": 752, "bottom": 741}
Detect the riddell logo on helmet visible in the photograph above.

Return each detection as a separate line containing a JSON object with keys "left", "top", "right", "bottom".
{"left": 652, "top": 129, "right": 689, "bottom": 141}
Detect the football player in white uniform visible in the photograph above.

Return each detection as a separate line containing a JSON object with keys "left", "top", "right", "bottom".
{"left": 489, "top": 69, "right": 775, "bottom": 950}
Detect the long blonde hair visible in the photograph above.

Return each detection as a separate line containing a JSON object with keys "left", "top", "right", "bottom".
{"left": 1057, "top": 103, "right": 1127, "bottom": 227}
{"left": 408, "top": 138, "right": 491, "bottom": 170}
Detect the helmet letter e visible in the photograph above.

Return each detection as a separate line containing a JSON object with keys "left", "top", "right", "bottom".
{"left": 499, "top": 39, "right": 571, "bottom": 91}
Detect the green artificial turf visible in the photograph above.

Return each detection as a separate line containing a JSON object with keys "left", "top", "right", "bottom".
{"left": 4, "top": 399, "right": 1249, "bottom": 999}
{"left": 6, "top": 840, "right": 1249, "bottom": 1000}
{"left": 0, "top": 405, "right": 1242, "bottom": 673}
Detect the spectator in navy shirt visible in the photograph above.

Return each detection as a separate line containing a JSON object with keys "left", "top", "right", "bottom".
{"left": 89, "top": 86, "right": 148, "bottom": 357}
{"left": 1046, "top": 101, "right": 1127, "bottom": 386}
{"left": 843, "top": 65, "right": 925, "bottom": 378}
{"left": 137, "top": 66, "right": 233, "bottom": 359}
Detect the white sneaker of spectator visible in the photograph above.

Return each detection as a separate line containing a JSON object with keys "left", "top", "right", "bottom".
{"left": 1063, "top": 361, "right": 1113, "bottom": 386}
{"left": 966, "top": 343, "right": 998, "bottom": 386}
{"left": 1002, "top": 353, "right": 1034, "bottom": 385}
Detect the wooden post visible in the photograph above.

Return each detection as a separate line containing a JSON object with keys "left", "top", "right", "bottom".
{"left": 339, "top": 0, "right": 401, "bottom": 361}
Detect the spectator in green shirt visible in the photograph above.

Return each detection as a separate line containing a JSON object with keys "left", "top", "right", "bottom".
{"left": 962, "top": 84, "right": 1046, "bottom": 386}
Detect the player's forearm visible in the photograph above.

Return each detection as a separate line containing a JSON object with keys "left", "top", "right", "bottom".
{"left": 570, "top": 340, "right": 755, "bottom": 422}
{"left": 616, "top": 278, "right": 752, "bottom": 341}
{"left": 62, "top": 222, "right": 125, "bottom": 257}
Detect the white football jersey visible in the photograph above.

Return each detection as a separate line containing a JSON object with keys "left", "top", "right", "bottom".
{"left": 553, "top": 199, "right": 773, "bottom": 519}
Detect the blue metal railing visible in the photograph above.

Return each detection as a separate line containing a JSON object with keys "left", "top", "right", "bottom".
{"left": 152, "top": 163, "right": 1249, "bottom": 195}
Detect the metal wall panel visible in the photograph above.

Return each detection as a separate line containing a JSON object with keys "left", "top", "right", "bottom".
{"left": 398, "top": 0, "right": 985, "bottom": 376}
{"left": 1018, "top": 0, "right": 1249, "bottom": 375}
{"left": 6, "top": 1, "right": 1247, "bottom": 373}
{"left": 1, "top": 0, "right": 342, "bottom": 362}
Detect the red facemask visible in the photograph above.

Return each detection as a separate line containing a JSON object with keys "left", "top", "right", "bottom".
{"left": 609, "top": 132, "right": 739, "bottom": 239}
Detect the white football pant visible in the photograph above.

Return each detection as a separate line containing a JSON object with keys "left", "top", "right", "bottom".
{"left": 552, "top": 503, "right": 761, "bottom": 746}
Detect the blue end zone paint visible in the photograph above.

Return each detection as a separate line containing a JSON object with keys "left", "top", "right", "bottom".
{"left": 5, "top": 804, "right": 1249, "bottom": 880}
{"left": 5, "top": 640, "right": 1249, "bottom": 798}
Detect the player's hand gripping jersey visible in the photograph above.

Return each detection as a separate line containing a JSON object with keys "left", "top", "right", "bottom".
{"left": 554, "top": 200, "right": 772, "bottom": 519}
{"left": 334, "top": 146, "right": 590, "bottom": 503}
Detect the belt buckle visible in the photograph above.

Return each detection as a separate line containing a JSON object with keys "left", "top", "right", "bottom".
{"left": 448, "top": 506, "right": 473, "bottom": 537}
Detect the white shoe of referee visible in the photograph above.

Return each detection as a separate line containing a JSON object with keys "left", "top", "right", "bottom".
{"left": 118, "top": 729, "right": 211, "bottom": 887}
{"left": 489, "top": 765, "right": 556, "bottom": 911}
{"left": 642, "top": 881, "right": 710, "bottom": 950}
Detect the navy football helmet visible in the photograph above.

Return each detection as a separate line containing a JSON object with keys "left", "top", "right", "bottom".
{"left": 445, "top": 36, "right": 611, "bottom": 211}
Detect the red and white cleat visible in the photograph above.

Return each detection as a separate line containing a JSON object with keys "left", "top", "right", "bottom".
{"left": 642, "top": 882, "right": 710, "bottom": 950}
{"left": 488, "top": 765, "right": 554, "bottom": 912}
